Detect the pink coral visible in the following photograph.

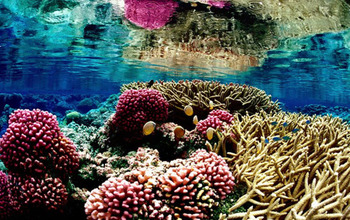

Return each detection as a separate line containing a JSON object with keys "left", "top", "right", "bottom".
{"left": 8, "top": 173, "right": 68, "bottom": 213}
{"left": 124, "top": 0, "right": 178, "bottom": 30}
{"left": 190, "top": 149, "right": 235, "bottom": 199}
{"left": 0, "top": 171, "right": 11, "bottom": 219}
{"left": 0, "top": 109, "right": 79, "bottom": 178}
{"left": 111, "top": 89, "right": 169, "bottom": 134}
{"left": 196, "top": 110, "right": 234, "bottom": 136}
{"left": 157, "top": 166, "right": 218, "bottom": 219}
{"left": 85, "top": 177, "right": 155, "bottom": 219}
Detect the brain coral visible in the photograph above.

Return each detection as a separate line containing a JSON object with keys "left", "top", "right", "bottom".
{"left": 0, "top": 109, "right": 79, "bottom": 178}
{"left": 111, "top": 89, "right": 169, "bottom": 134}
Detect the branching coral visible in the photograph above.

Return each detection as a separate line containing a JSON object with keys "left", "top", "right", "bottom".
{"left": 121, "top": 80, "right": 280, "bottom": 121}
{"left": 196, "top": 109, "right": 234, "bottom": 136}
{"left": 216, "top": 111, "right": 350, "bottom": 219}
{"left": 110, "top": 89, "right": 169, "bottom": 134}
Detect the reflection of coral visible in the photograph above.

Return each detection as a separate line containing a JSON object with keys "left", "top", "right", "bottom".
{"left": 8, "top": 173, "right": 68, "bottom": 213}
{"left": 124, "top": 0, "right": 178, "bottom": 30}
{"left": 110, "top": 89, "right": 169, "bottom": 134}
{"left": 0, "top": 171, "right": 10, "bottom": 219}
{"left": 0, "top": 109, "right": 79, "bottom": 178}
{"left": 85, "top": 177, "right": 155, "bottom": 219}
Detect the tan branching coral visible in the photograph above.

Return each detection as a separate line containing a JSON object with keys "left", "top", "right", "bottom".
{"left": 121, "top": 80, "right": 280, "bottom": 121}
{"left": 213, "top": 111, "right": 350, "bottom": 219}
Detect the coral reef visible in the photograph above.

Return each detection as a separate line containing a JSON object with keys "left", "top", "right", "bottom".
{"left": 110, "top": 89, "right": 169, "bottom": 134}
{"left": 196, "top": 110, "right": 234, "bottom": 136}
{"left": 121, "top": 80, "right": 280, "bottom": 122}
{"left": 216, "top": 111, "right": 350, "bottom": 219}
{"left": 84, "top": 148, "right": 235, "bottom": 219}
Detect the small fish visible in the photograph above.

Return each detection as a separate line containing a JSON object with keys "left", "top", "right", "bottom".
{"left": 272, "top": 136, "right": 282, "bottom": 141}
{"left": 193, "top": 115, "right": 198, "bottom": 125}
{"left": 265, "top": 138, "right": 269, "bottom": 144}
{"left": 174, "top": 126, "right": 185, "bottom": 139}
{"left": 184, "top": 105, "right": 194, "bottom": 116}
{"left": 206, "top": 127, "right": 216, "bottom": 140}
{"left": 146, "top": 80, "right": 154, "bottom": 88}
{"left": 292, "top": 128, "right": 300, "bottom": 133}
{"left": 143, "top": 121, "right": 156, "bottom": 135}
{"left": 282, "top": 122, "right": 288, "bottom": 127}
{"left": 209, "top": 101, "right": 214, "bottom": 110}
{"left": 306, "top": 120, "right": 311, "bottom": 124}
{"left": 282, "top": 136, "right": 291, "bottom": 141}
{"left": 271, "top": 121, "right": 278, "bottom": 126}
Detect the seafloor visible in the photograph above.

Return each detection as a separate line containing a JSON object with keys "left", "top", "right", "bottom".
{"left": 1, "top": 80, "right": 350, "bottom": 219}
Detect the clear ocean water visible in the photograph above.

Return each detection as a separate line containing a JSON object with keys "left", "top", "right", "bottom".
{"left": 1, "top": 0, "right": 350, "bottom": 112}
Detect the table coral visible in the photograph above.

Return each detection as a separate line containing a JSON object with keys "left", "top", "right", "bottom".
{"left": 0, "top": 109, "right": 79, "bottom": 178}
{"left": 110, "top": 89, "right": 169, "bottom": 135}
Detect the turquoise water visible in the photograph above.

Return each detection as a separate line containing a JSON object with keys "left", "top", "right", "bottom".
{"left": 1, "top": 1, "right": 350, "bottom": 111}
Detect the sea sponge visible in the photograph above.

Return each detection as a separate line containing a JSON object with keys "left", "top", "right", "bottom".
{"left": 111, "top": 89, "right": 169, "bottom": 134}
{"left": 8, "top": 173, "right": 68, "bottom": 213}
{"left": 85, "top": 177, "right": 155, "bottom": 219}
{"left": 0, "top": 109, "right": 79, "bottom": 178}
{"left": 0, "top": 171, "right": 10, "bottom": 219}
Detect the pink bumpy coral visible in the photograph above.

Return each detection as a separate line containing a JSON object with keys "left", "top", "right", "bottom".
{"left": 196, "top": 110, "right": 234, "bottom": 135}
{"left": 158, "top": 166, "right": 218, "bottom": 219}
{"left": 85, "top": 177, "right": 155, "bottom": 219}
{"left": 0, "top": 171, "right": 10, "bottom": 219}
{"left": 124, "top": 0, "right": 178, "bottom": 30}
{"left": 0, "top": 109, "right": 79, "bottom": 178}
{"left": 190, "top": 149, "right": 235, "bottom": 199}
{"left": 8, "top": 173, "right": 68, "bottom": 213}
{"left": 112, "top": 89, "right": 169, "bottom": 133}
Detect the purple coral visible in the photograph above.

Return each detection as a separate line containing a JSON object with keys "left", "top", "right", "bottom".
{"left": 124, "top": 0, "right": 178, "bottom": 30}
{"left": 111, "top": 89, "right": 169, "bottom": 134}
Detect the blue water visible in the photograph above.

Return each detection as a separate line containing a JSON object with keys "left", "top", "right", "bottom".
{"left": 1, "top": 2, "right": 350, "bottom": 112}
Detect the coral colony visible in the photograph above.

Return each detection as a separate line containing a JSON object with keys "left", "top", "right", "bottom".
{"left": 1, "top": 80, "right": 350, "bottom": 219}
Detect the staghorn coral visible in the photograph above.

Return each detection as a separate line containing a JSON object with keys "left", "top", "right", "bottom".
{"left": 0, "top": 109, "right": 79, "bottom": 179}
{"left": 110, "top": 89, "right": 169, "bottom": 135}
{"left": 213, "top": 111, "right": 350, "bottom": 219}
{"left": 121, "top": 80, "right": 280, "bottom": 122}
{"left": 0, "top": 171, "right": 10, "bottom": 219}
{"left": 8, "top": 173, "right": 68, "bottom": 214}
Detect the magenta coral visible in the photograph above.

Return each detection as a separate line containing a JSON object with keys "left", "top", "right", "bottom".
{"left": 0, "top": 171, "right": 10, "bottom": 219}
{"left": 124, "top": 0, "right": 178, "bottom": 30}
{"left": 190, "top": 149, "right": 235, "bottom": 199}
{"left": 111, "top": 89, "right": 169, "bottom": 134}
{"left": 196, "top": 110, "right": 234, "bottom": 136}
{"left": 0, "top": 109, "right": 79, "bottom": 178}
{"left": 8, "top": 173, "right": 68, "bottom": 213}
{"left": 85, "top": 177, "right": 155, "bottom": 219}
